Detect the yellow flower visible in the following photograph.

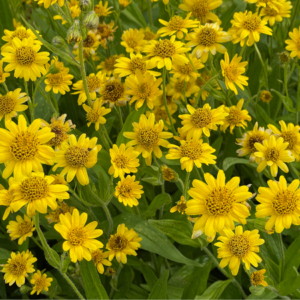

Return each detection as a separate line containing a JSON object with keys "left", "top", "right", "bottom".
{"left": 220, "top": 52, "right": 249, "bottom": 95}
{"left": 121, "top": 29, "right": 148, "bottom": 54}
{"left": 140, "top": 27, "right": 159, "bottom": 41}
{"left": 55, "top": 209, "right": 103, "bottom": 263}
{"left": 123, "top": 113, "right": 173, "bottom": 166}
{"left": 170, "top": 196, "right": 187, "bottom": 214}
{"left": 0, "top": 59, "right": 10, "bottom": 83}
{"left": 94, "top": 1, "right": 113, "bottom": 17}
{"left": 13, "top": 19, "right": 22, "bottom": 29}
{"left": 179, "top": 104, "right": 228, "bottom": 139}
{"left": 168, "top": 77, "right": 200, "bottom": 101}
{"left": 119, "top": 0, "right": 132, "bottom": 8}
{"left": 285, "top": 27, "right": 300, "bottom": 59}
{"left": 53, "top": 134, "right": 102, "bottom": 186}
{"left": 34, "top": 0, "right": 63, "bottom": 8}
{"left": 260, "top": 90, "right": 273, "bottom": 103}
{"left": 1, "top": 37, "right": 50, "bottom": 81}
{"left": 115, "top": 175, "right": 144, "bottom": 207}
{"left": 0, "top": 115, "right": 55, "bottom": 179}
{"left": 185, "top": 22, "right": 231, "bottom": 63}
{"left": 251, "top": 270, "right": 268, "bottom": 287}
{"left": 2, "top": 250, "right": 37, "bottom": 287}
{"left": 97, "top": 54, "right": 124, "bottom": 76}
{"left": 91, "top": 249, "right": 112, "bottom": 274}
{"left": 179, "top": 0, "right": 222, "bottom": 24}
{"left": 75, "top": 31, "right": 101, "bottom": 56}
{"left": 0, "top": 88, "right": 28, "bottom": 122}
{"left": 247, "top": 0, "right": 284, "bottom": 10}
{"left": 106, "top": 223, "right": 142, "bottom": 263}
{"left": 143, "top": 35, "right": 190, "bottom": 70}
{"left": 105, "top": 267, "right": 115, "bottom": 276}
{"left": 186, "top": 170, "right": 251, "bottom": 241}
{"left": 161, "top": 165, "right": 176, "bottom": 181}
{"left": 30, "top": 270, "right": 53, "bottom": 295}
{"left": 254, "top": 135, "right": 295, "bottom": 177}
{"left": 7, "top": 214, "right": 35, "bottom": 245}
{"left": 157, "top": 12, "right": 199, "bottom": 39}
{"left": 215, "top": 226, "right": 264, "bottom": 276}
{"left": 0, "top": 178, "right": 15, "bottom": 220}
{"left": 83, "top": 98, "right": 111, "bottom": 131}
{"left": 147, "top": 106, "right": 176, "bottom": 130}
{"left": 108, "top": 144, "right": 140, "bottom": 178}
{"left": 44, "top": 57, "right": 74, "bottom": 95}
{"left": 166, "top": 136, "right": 216, "bottom": 172}
{"left": 229, "top": 11, "right": 272, "bottom": 47}
{"left": 256, "top": 176, "right": 300, "bottom": 233}
{"left": 46, "top": 202, "right": 75, "bottom": 224}
{"left": 236, "top": 122, "right": 272, "bottom": 163}
{"left": 96, "top": 21, "right": 117, "bottom": 49}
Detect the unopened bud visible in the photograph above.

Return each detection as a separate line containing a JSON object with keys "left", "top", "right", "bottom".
{"left": 67, "top": 20, "right": 82, "bottom": 44}
{"left": 20, "top": 285, "right": 31, "bottom": 294}
{"left": 160, "top": 165, "right": 178, "bottom": 182}
{"left": 84, "top": 11, "right": 99, "bottom": 30}
{"left": 279, "top": 51, "right": 290, "bottom": 63}
{"left": 52, "top": 36, "right": 67, "bottom": 49}
{"left": 80, "top": 0, "right": 92, "bottom": 11}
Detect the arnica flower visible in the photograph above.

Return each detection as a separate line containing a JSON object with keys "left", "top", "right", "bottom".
{"left": 285, "top": 27, "right": 300, "bottom": 59}
{"left": 126, "top": 70, "right": 163, "bottom": 110}
{"left": 256, "top": 176, "right": 300, "bottom": 233}
{"left": 168, "top": 77, "right": 200, "bottom": 101}
{"left": 13, "top": 19, "right": 22, "bottom": 29}
{"left": 34, "top": 0, "right": 64, "bottom": 8}
{"left": 179, "top": 104, "right": 228, "bottom": 139}
{"left": 96, "top": 21, "right": 117, "bottom": 49}
{"left": 161, "top": 165, "right": 176, "bottom": 182}
{"left": 44, "top": 57, "right": 74, "bottom": 95}
{"left": 179, "top": 0, "right": 222, "bottom": 24}
{"left": 46, "top": 202, "right": 75, "bottom": 224}
{"left": 228, "top": 11, "right": 272, "bottom": 47}
{"left": 254, "top": 135, "right": 295, "bottom": 177}
{"left": 1, "top": 37, "right": 50, "bottom": 81}
{"left": 170, "top": 196, "right": 187, "bottom": 214}
{"left": 143, "top": 35, "right": 190, "bottom": 70}
{"left": 119, "top": 0, "right": 132, "bottom": 8}
{"left": 140, "top": 27, "right": 158, "bottom": 41}
{"left": 185, "top": 22, "right": 231, "bottom": 63}
{"left": 221, "top": 99, "right": 252, "bottom": 134}
{"left": 7, "top": 214, "right": 35, "bottom": 245}
{"left": 97, "top": 54, "right": 123, "bottom": 76}
{"left": 123, "top": 113, "right": 173, "bottom": 166}
{"left": 40, "top": 114, "right": 76, "bottom": 150}
{"left": 75, "top": 31, "right": 101, "bottom": 55}
{"left": 166, "top": 136, "right": 216, "bottom": 172}
{"left": 114, "top": 53, "right": 160, "bottom": 78}
{"left": 0, "top": 88, "right": 28, "bottom": 122}
{"left": 2, "top": 250, "right": 37, "bottom": 287}
{"left": 157, "top": 12, "right": 199, "bottom": 39}
{"left": 185, "top": 170, "right": 251, "bottom": 241}
{"left": 215, "top": 226, "right": 264, "bottom": 276}
{"left": 121, "top": 29, "right": 147, "bottom": 54}
{"left": 236, "top": 122, "right": 272, "bottom": 163}
{"left": 54, "top": 209, "right": 104, "bottom": 263}
{"left": 268, "top": 121, "right": 300, "bottom": 161}
{"left": 53, "top": 134, "right": 102, "bottom": 186}
{"left": 9, "top": 172, "right": 70, "bottom": 217}
{"left": 246, "top": 0, "right": 284, "bottom": 11}
{"left": 83, "top": 98, "right": 111, "bottom": 131}
{"left": 30, "top": 270, "right": 53, "bottom": 295}
{"left": 260, "top": 90, "right": 273, "bottom": 103}
{"left": 91, "top": 249, "right": 112, "bottom": 274}
{"left": 0, "top": 59, "right": 10, "bottom": 83}
{"left": 106, "top": 223, "right": 142, "bottom": 264}
{"left": 0, "top": 178, "right": 15, "bottom": 220}
{"left": 94, "top": 1, "right": 113, "bottom": 17}
{"left": 114, "top": 175, "right": 144, "bottom": 207}
{"left": 220, "top": 52, "right": 249, "bottom": 95}
{"left": 251, "top": 270, "right": 268, "bottom": 287}
{"left": 0, "top": 115, "right": 55, "bottom": 179}
{"left": 108, "top": 144, "right": 140, "bottom": 178}
{"left": 105, "top": 267, "right": 116, "bottom": 276}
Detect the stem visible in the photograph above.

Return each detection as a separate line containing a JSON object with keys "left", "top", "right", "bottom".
{"left": 24, "top": 79, "right": 34, "bottom": 122}
{"left": 150, "top": 252, "right": 160, "bottom": 277}
{"left": 102, "top": 125, "right": 113, "bottom": 147}
{"left": 239, "top": 38, "right": 248, "bottom": 58}
{"left": 184, "top": 171, "right": 190, "bottom": 200}
{"left": 32, "top": 74, "right": 47, "bottom": 105}
{"left": 289, "top": 162, "right": 300, "bottom": 180}
{"left": 283, "top": 63, "right": 289, "bottom": 99}
{"left": 63, "top": 0, "right": 73, "bottom": 23}
{"left": 147, "top": 0, "right": 153, "bottom": 28}
{"left": 98, "top": 124, "right": 110, "bottom": 151}
{"left": 117, "top": 106, "right": 124, "bottom": 127}
{"left": 194, "top": 167, "right": 203, "bottom": 181}
{"left": 254, "top": 42, "right": 269, "bottom": 90}
{"left": 213, "top": 164, "right": 221, "bottom": 171}
{"left": 31, "top": 236, "right": 43, "bottom": 250}
{"left": 60, "top": 272, "right": 85, "bottom": 300}
{"left": 47, "top": 93, "right": 60, "bottom": 116}
{"left": 55, "top": 3, "right": 72, "bottom": 25}
{"left": 2, "top": 82, "right": 9, "bottom": 93}
{"left": 178, "top": 178, "right": 185, "bottom": 191}
{"left": 278, "top": 233, "right": 285, "bottom": 282}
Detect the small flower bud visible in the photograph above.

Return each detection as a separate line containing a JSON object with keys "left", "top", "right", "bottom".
{"left": 79, "top": 0, "right": 92, "bottom": 11}
{"left": 67, "top": 20, "right": 82, "bottom": 44}
{"left": 260, "top": 90, "right": 273, "bottom": 103}
{"left": 160, "top": 165, "right": 178, "bottom": 182}
{"left": 105, "top": 267, "right": 115, "bottom": 276}
{"left": 83, "top": 11, "right": 99, "bottom": 30}
{"left": 279, "top": 51, "right": 290, "bottom": 63}
{"left": 52, "top": 36, "right": 67, "bottom": 49}
{"left": 20, "top": 285, "right": 31, "bottom": 294}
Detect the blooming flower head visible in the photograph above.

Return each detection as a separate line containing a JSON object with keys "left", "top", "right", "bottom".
{"left": 46, "top": 202, "right": 75, "bottom": 224}
{"left": 215, "top": 226, "right": 264, "bottom": 275}
{"left": 260, "top": 90, "right": 273, "bottom": 103}
{"left": 91, "top": 249, "right": 112, "bottom": 274}
{"left": 186, "top": 170, "right": 252, "bottom": 241}
{"left": 185, "top": 22, "right": 231, "bottom": 62}
{"left": 34, "top": 0, "right": 64, "bottom": 8}
{"left": 108, "top": 144, "right": 140, "bottom": 178}
{"left": 96, "top": 21, "right": 117, "bottom": 49}
{"left": 121, "top": 29, "right": 147, "bottom": 54}
{"left": 168, "top": 77, "right": 200, "bottom": 101}
{"left": 76, "top": 31, "right": 101, "bottom": 55}
{"left": 139, "top": 27, "right": 158, "bottom": 41}
{"left": 254, "top": 135, "right": 295, "bottom": 177}
{"left": 54, "top": 209, "right": 103, "bottom": 263}
{"left": 2, "top": 37, "right": 50, "bottom": 81}
{"left": 251, "top": 270, "right": 268, "bottom": 287}
{"left": 106, "top": 223, "right": 142, "bottom": 263}
{"left": 256, "top": 176, "right": 300, "bottom": 233}
{"left": 170, "top": 196, "right": 187, "bottom": 214}
{"left": 83, "top": 98, "right": 111, "bottom": 131}
{"left": 53, "top": 134, "right": 102, "bottom": 186}
{"left": 30, "top": 270, "right": 53, "bottom": 295}
{"left": 0, "top": 59, "right": 10, "bottom": 83}
{"left": 94, "top": 1, "right": 113, "bottom": 17}
{"left": 7, "top": 214, "right": 35, "bottom": 245}
{"left": 0, "top": 178, "right": 15, "bottom": 220}
{"left": 220, "top": 52, "right": 249, "bottom": 95}
{"left": 179, "top": 104, "right": 228, "bottom": 139}
{"left": 114, "top": 175, "right": 144, "bottom": 207}
{"left": 2, "top": 250, "right": 37, "bottom": 287}
{"left": 246, "top": 0, "right": 285, "bottom": 10}
{"left": 123, "top": 113, "right": 173, "bottom": 166}
{"left": 285, "top": 27, "right": 300, "bottom": 59}
{"left": 97, "top": 54, "right": 123, "bottom": 76}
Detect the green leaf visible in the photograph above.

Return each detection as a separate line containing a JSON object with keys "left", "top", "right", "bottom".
{"left": 112, "top": 264, "right": 135, "bottom": 299}
{"left": 223, "top": 157, "right": 256, "bottom": 171}
{"left": 249, "top": 286, "right": 265, "bottom": 296}
{"left": 148, "top": 270, "right": 169, "bottom": 300}
{"left": 255, "top": 104, "right": 279, "bottom": 128}
{"left": 140, "top": 259, "right": 158, "bottom": 290}
{"left": 195, "top": 279, "right": 232, "bottom": 299}
{"left": 283, "top": 235, "right": 300, "bottom": 280}
{"left": 121, "top": 1, "right": 147, "bottom": 28}
{"left": 80, "top": 260, "right": 109, "bottom": 299}
{"left": 276, "top": 274, "right": 300, "bottom": 296}
{"left": 271, "top": 89, "right": 296, "bottom": 113}
{"left": 247, "top": 288, "right": 277, "bottom": 299}
{"left": 142, "top": 177, "right": 163, "bottom": 186}
{"left": 46, "top": 271, "right": 62, "bottom": 299}
{"left": 0, "top": 273, "right": 7, "bottom": 299}
{"left": 143, "top": 193, "right": 171, "bottom": 218}
{"left": 44, "top": 248, "right": 61, "bottom": 269}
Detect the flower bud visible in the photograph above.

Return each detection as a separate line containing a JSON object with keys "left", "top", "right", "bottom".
{"left": 20, "top": 285, "right": 31, "bottom": 294}
{"left": 279, "top": 51, "right": 290, "bottom": 63}
{"left": 52, "top": 36, "right": 67, "bottom": 49}
{"left": 160, "top": 165, "right": 178, "bottom": 182}
{"left": 83, "top": 11, "right": 99, "bottom": 30}
{"left": 79, "top": 0, "right": 92, "bottom": 12}
{"left": 67, "top": 20, "right": 82, "bottom": 44}
{"left": 260, "top": 90, "right": 272, "bottom": 103}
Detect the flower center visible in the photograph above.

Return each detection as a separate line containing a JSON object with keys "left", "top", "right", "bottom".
{"left": 126, "top": 38, "right": 138, "bottom": 49}
{"left": 65, "top": 146, "right": 89, "bottom": 168}
{"left": 68, "top": 227, "right": 87, "bottom": 246}
{"left": 260, "top": 91, "right": 272, "bottom": 102}
{"left": 92, "top": 250, "right": 104, "bottom": 264}
{"left": 20, "top": 176, "right": 49, "bottom": 202}
{"left": 104, "top": 57, "right": 117, "bottom": 71}
{"left": 50, "top": 124, "right": 68, "bottom": 147}
{"left": 0, "top": 95, "right": 16, "bottom": 115}
{"left": 227, "top": 109, "right": 242, "bottom": 125}
{"left": 264, "top": 7, "right": 278, "bottom": 16}
{"left": 16, "top": 46, "right": 36, "bottom": 66}
{"left": 180, "top": 63, "right": 194, "bottom": 75}
{"left": 281, "top": 132, "right": 297, "bottom": 150}
{"left": 137, "top": 83, "right": 151, "bottom": 100}
{"left": 83, "top": 35, "right": 95, "bottom": 48}
{"left": 87, "top": 110, "right": 100, "bottom": 123}
{"left": 265, "top": 147, "right": 280, "bottom": 162}
{"left": 130, "top": 58, "right": 147, "bottom": 74}
{"left": 137, "top": 127, "right": 159, "bottom": 149}
{"left": 34, "top": 277, "right": 47, "bottom": 292}
{"left": 119, "top": 183, "right": 134, "bottom": 198}
{"left": 243, "top": 16, "right": 261, "bottom": 32}
{"left": 154, "top": 40, "right": 176, "bottom": 58}
{"left": 144, "top": 31, "right": 155, "bottom": 41}
{"left": 247, "top": 134, "right": 265, "bottom": 152}
{"left": 12, "top": 28, "right": 31, "bottom": 40}
{"left": 251, "top": 272, "right": 264, "bottom": 286}
{"left": 177, "top": 202, "right": 187, "bottom": 213}
{"left": 162, "top": 167, "right": 175, "bottom": 181}
{"left": 108, "top": 234, "right": 128, "bottom": 251}
{"left": 224, "top": 65, "right": 239, "bottom": 82}
{"left": 191, "top": 108, "right": 212, "bottom": 128}
{"left": 228, "top": 235, "right": 250, "bottom": 258}
{"left": 47, "top": 73, "right": 64, "bottom": 86}
{"left": 87, "top": 76, "right": 101, "bottom": 92}
{"left": 273, "top": 190, "right": 298, "bottom": 215}
{"left": 102, "top": 81, "right": 125, "bottom": 103}
{"left": 8, "top": 258, "right": 27, "bottom": 276}
{"left": 181, "top": 140, "right": 203, "bottom": 160}
{"left": 18, "top": 221, "right": 33, "bottom": 235}
{"left": 97, "top": 25, "right": 112, "bottom": 39}
{"left": 197, "top": 28, "right": 217, "bottom": 47}
{"left": 10, "top": 131, "right": 39, "bottom": 161}
{"left": 191, "top": 0, "right": 210, "bottom": 23}
{"left": 113, "top": 154, "right": 129, "bottom": 169}
{"left": 168, "top": 16, "right": 185, "bottom": 30}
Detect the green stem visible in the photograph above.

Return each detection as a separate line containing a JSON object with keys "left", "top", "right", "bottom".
{"left": 31, "top": 236, "right": 43, "bottom": 250}
{"left": 2, "top": 82, "right": 9, "bottom": 93}
{"left": 194, "top": 167, "right": 203, "bottom": 181}
{"left": 32, "top": 74, "right": 47, "bottom": 105}
{"left": 178, "top": 178, "right": 185, "bottom": 191}
{"left": 239, "top": 38, "right": 248, "bottom": 58}
{"left": 147, "top": 0, "right": 153, "bottom": 28}
{"left": 213, "top": 164, "right": 221, "bottom": 171}
{"left": 117, "top": 106, "right": 124, "bottom": 127}
{"left": 184, "top": 171, "right": 190, "bottom": 200}
{"left": 47, "top": 93, "right": 60, "bottom": 116}
{"left": 102, "top": 125, "right": 113, "bottom": 147}
{"left": 24, "top": 79, "right": 34, "bottom": 122}
{"left": 218, "top": 80, "right": 233, "bottom": 106}
{"left": 63, "top": 0, "right": 73, "bottom": 23}
{"left": 254, "top": 42, "right": 269, "bottom": 90}
{"left": 98, "top": 124, "right": 110, "bottom": 151}
{"left": 283, "top": 63, "right": 289, "bottom": 99}
{"left": 60, "top": 272, "right": 85, "bottom": 300}
{"left": 289, "top": 162, "right": 300, "bottom": 180}
{"left": 55, "top": 3, "right": 72, "bottom": 25}
{"left": 278, "top": 233, "right": 285, "bottom": 282}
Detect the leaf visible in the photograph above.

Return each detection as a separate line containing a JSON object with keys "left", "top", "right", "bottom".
{"left": 276, "top": 274, "right": 300, "bottom": 296}
{"left": 0, "top": 273, "right": 7, "bottom": 299}
{"left": 148, "top": 270, "right": 169, "bottom": 300}
{"left": 195, "top": 279, "right": 232, "bottom": 299}
{"left": 247, "top": 288, "right": 277, "bottom": 299}
{"left": 121, "top": 1, "right": 147, "bottom": 28}
{"left": 0, "top": 248, "right": 11, "bottom": 264}
{"left": 44, "top": 248, "right": 61, "bottom": 269}
{"left": 140, "top": 259, "right": 158, "bottom": 290}
{"left": 112, "top": 264, "right": 135, "bottom": 299}
{"left": 271, "top": 89, "right": 296, "bottom": 113}
{"left": 223, "top": 157, "right": 256, "bottom": 171}
{"left": 142, "top": 177, "right": 163, "bottom": 186}
{"left": 283, "top": 235, "right": 300, "bottom": 280}
{"left": 80, "top": 260, "right": 109, "bottom": 299}
{"left": 249, "top": 286, "right": 265, "bottom": 296}
{"left": 255, "top": 104, "right": 279, "bottom": 128}
{"left": 143, "top": 193, "right": 171, "bottom": 217}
